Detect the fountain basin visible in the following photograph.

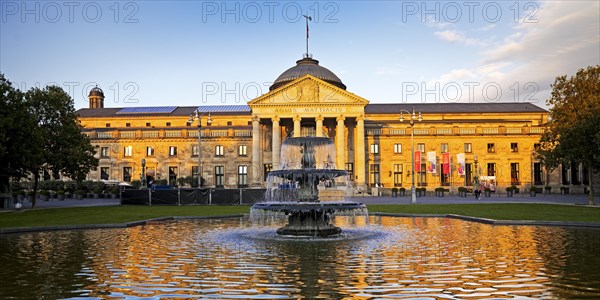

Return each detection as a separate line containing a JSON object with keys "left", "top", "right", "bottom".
{"left": 252, "top": 202, "right": 367, "bottom": 237}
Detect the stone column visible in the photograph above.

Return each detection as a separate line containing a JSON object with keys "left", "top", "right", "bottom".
{"left": 272, "top": 116, "right": 281, "bottom": 170}
{"left": 315, "top": 115, "right": 324, "bottom": 137}
{"left": 355, "top": 115, "right": 366, "bottom": 189}
{"left": 336, "top": 115, "right": 346, "bottom": 170}
{"left": 251, "top": 115, "right": 261, "bottom": 186}
{"left": 293, "top": 115, "right": 301, "bottom": 137}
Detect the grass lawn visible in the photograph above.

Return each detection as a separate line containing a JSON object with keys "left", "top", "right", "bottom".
{"left": 0, "top": 204, "right": 598, "bottom": 229}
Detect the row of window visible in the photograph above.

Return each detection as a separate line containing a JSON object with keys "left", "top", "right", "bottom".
{"left": 101, "top": 145, "right": 249, "bottom": 158}
{"left": 104, "top": 121, "right": 252, "bottom": 128}
{"left": 101, "top": 165, "right": 249, "bottom": 187}
{"left": 368, "top": 162, "right": 533, "bottom": 187}
{"left": 370, "top": 142, "right": 530, "bottom": 154}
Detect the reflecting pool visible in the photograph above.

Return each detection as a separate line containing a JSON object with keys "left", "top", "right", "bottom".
{"left": 1, "top": 216, "right": 599, "bottom": 299}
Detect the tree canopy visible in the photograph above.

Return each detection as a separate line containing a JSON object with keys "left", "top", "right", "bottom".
{"left": 538, "top": 65, "right": 600, "bottom": 205}
{"left": 0, "top": 73, "right": 98, "bottom": 207}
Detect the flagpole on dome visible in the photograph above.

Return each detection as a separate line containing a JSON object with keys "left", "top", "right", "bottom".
{"left": 303, "top": 14, "right": 312, "bottom": 58}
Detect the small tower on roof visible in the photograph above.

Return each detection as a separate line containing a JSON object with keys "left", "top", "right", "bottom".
{"left": 88, "top": 85, "right": 104, "bottom": 109}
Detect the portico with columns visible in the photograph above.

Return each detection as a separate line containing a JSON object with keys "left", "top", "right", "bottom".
{"left": 248, "top": 74, "right": 369, "bottom": 190}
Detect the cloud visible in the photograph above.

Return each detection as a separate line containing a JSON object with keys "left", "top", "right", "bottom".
{"left": 427, "top": 1, "right": 599, "bottom": 105}
{"left": 434, "top": 29, "right": 488, "bottom": 46}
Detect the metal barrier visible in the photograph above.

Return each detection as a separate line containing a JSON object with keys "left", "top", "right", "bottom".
{"left": 121, "top": 188, "right": 266, "bottom": 205}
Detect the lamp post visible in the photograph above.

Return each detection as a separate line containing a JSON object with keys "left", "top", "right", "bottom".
{"left": 400, "top": 108, "right": 422, "bottom": 204}
{"left": 141, "top": 158, "right": 146, "bottom": 188}
{"left": 189, "top": 110, "right": 212, "bottom": 188}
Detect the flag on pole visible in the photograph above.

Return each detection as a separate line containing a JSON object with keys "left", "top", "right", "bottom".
{"left": 414, "top": 151, "right": 421, "bottom": 173}
{"left": 457, "top": 153, "right": 465, "bottom": 176}
{"left": 442, "top": 152, "right": 450, "bottom": 175}
{"left": 427, "top": 152, "right": 437, "bottom": 174}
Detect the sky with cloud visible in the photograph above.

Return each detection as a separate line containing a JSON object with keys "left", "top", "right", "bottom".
{"left": 1, "top": 1, "right": 598, "bottom": 109}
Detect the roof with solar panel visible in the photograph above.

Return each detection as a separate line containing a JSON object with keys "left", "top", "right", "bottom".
{"left": 76, "top": 105, "right": 252, "bottom": 117}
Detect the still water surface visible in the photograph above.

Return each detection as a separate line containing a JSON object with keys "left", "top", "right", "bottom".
{"left": 1, "top": 216, "right": 599, "bottom": 299}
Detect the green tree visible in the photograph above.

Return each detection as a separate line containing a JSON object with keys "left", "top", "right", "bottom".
{"left": 23, "top": 85, "right": 99, "bottom": 207}
{"left": 0, "top": 74, "right": 38, "bottom": 201}
{"left": 538, "top": 66, "right": 600, "bottom": 205}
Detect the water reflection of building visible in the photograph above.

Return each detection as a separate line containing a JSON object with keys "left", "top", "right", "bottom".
{"left": 76, "top": 56, "right": 597, "bottom": 193}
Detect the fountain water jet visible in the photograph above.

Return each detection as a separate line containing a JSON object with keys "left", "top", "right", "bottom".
{"left": 251, "top": 136, "right": 367, "bottom": 237}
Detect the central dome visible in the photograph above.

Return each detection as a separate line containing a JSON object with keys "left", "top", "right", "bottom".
{"left": 270, "top": 57, "right": 346, "bottom": 91}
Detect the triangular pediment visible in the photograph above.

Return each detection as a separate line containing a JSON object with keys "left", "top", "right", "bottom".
{"left": 248, "top": 75, "right": 369, "bottom": 107}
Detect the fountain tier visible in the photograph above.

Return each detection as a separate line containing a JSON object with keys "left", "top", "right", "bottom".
{"left": 251, "top": 136, "right": 367, "bottom": 237}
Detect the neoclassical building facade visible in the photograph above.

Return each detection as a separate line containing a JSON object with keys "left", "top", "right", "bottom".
{"left": 76, "top": 56, "right": 593, "bottom": 193}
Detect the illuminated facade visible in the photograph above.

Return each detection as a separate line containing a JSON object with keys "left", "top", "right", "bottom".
{"left": 76, "top": 57, "right": 593, "bottom": 194}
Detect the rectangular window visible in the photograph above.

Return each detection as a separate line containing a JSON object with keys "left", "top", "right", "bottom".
{"left": 511, "top": 143, "right": 518, "bottom": 153}
{"left": 487, "top": 163, "right": 496, "bottom": 176}
{"left": 370, "top": 144, "right": 379, "bottom": 154}
{"left": 191, "top": 145, "right": 199, "bottom": 157}
{"left": 168, "top": 166, "right": 177, "bottom": 186}
{"left": 100, "top": 167, "right": 109, "bottom": 180}
{"left": 238, "top": 145, "right": 247, "bottom": 156}
{"left": 561, "top": 163, "right": 570, "bottom": 185}
{"left": 393, "top": 143, "right": 402, "bottom": 154}
{"left": 464, "top": 143, "right": 472, "bottom": 153}
{"left": 510, "top": 163, "right": 520, "bottom": 185}
{"left": 417, "top": 143, "right": 425, "bottom": 153}
{"left": 191, "top": 165, "right": 199, "bottom": 177}
{"left": 534, "top": 163, "right": 543, "bottom": 185}
{"left": 125, "top": 123, "right": 131, "bottom": 127}
{"left": 105, "top": 123, "right": 110, "bottom": 128}
{"left": 215, "top": 145, "right": 224, "bottom": 156}
{"left": 487, "top": 143, "right": 495, "bottom": 153}
{"left": 393, "top": 164, "right": 403, "bottom": 187}
{"left": 441, "top": 170, "right": 449, "bottom": 186}
{"left": 169, "top": 146, "right": 177, "bottom": 156}
{"left": 370, "top": 164, "right": 380, "bottom": 187}
{"left": 100, "top": 147, "right": 109, "bottom": 158}
{"left": 215, "top": 166, "right": 224, "bottom": 187}
{"left": 441, "top": 143, "right": 449, "bottom": 153}
{"left": 123, "top": 167, "right": 132, "bottom": 182}
{"left": 571, "top": 162, "right": 580, "bottom": 185}
{"left": 345, "top": 163, "right": 354, "bottom": 181}
{"left": 263, "top": 164, "right": 272, "bottom": 182}
{"left": 124, "top": 146, "right": 132, "bottom": 157}
{"left": 227, "top": 121, "right": 233, "bottom": 126}
{"left": 465, "top": 163, "right": 472, "bottom": 186}
{"left": 146, "top": 146, "right": 155, "bottom": 157}
{"left": 238, "top": 165, "right": 248, "bottom": 187}
{"left": 166, "top": 122, "right": 171, "bottom": 127}
{"left": 418, "top": 163, "right": 427, "bottom": 186}
{"left": 146, "top": 122, "right": 151, "bottom": 127}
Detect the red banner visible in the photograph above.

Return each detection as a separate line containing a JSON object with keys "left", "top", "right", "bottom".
{"left": 442, "top": 152, "right": 450, "bottom": 175}
{"left": 414, "top": 151, "right": 421, "bottom": 173}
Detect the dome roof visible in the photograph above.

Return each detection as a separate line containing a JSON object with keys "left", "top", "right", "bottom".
{"left": 270, "top": 57, "right": 346, "bottom": 91}
{"left": 88, "top": 86, "right": 104, "bottom": 97}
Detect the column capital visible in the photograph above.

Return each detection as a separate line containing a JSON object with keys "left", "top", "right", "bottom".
{"left": 315, "top": 115, "right": 324, "bottom": 122}
{"left": 252, "top": 114, "right": 260, "bottom": 122}
{"left": 271, "top": 116, "right": 280, "bottom": 123}
{"left": 356, "top": 114, "right": 365, "bottom": 122}
{"left": 336, "top": 115, "right": 346, "bottom": 122}
{"left": 293, "top": 115, "right": 302, "bottom": 122}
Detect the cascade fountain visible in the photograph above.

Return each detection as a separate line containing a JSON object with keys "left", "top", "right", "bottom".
{"left": 251, "top": 135, "right": 367, "bottom": 237}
